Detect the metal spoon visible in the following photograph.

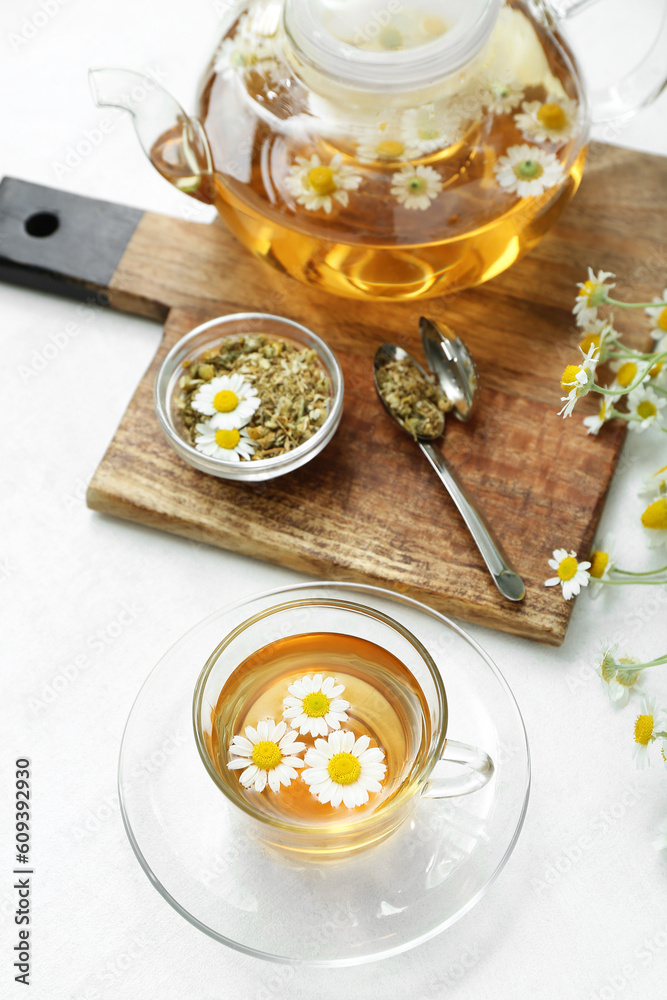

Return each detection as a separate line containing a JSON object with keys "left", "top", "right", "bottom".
{"left": 373, "top": 342, "right": 526, "bottom": 603}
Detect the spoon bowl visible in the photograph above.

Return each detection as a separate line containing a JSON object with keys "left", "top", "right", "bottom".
{"left": 374, "top": 339, "right": 525, "bottom": 604}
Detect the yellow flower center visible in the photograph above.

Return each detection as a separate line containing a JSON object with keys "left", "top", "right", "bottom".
{"left": 658, "top": 306, "right": 667, "bottom": 331}
{"left": 213, "top": 389, "right": 239, "bottom": 413}
{"left": 327, "top": 752, "right": 361, "bottom": 786}
{"left": 561, "top": 364, "right": 581, "bottom": 390}
{"left": 252, "top": 740, "right": 282, "bottom": 770}
{"left": 578, "top": 279, "right": 595, "bottom": 300}
{"left": 616, "top": 659, "right": 640, "bottom": 688}
{"left": 641, "top": 498, "right": 667, "bottom": 530}
{"left": 615, "top": 362, "right": 637, "bottom": 387}
{"left": 597, "top": 398, "right": 612, "bottom": 421}
{"left": 513, "top": 159, "right": 544, "bottom": 181}
{"left": 637, "top": 400, "right": 657, "bottom": 420}
{"left": 599, "top": 654, "right": 616, "bottom": 682}
{"left": 589, "top": 551, "right": 609, "bottom": 579}
{"left": 302, "top": 692, "right": 331, "bottom": 718}
{"left": 418, "top": 126, "right": 441, "bottom": 141}
{"left": 649, "top": 362, "right": 663, "bottom": 378}
{"left": 215, "top": 428, "right": 241, "bottom": 450}
{"left": 307, "top": 166, "right": 337, "bottom": 196}
{"left": 407, "top": 176, "right": 427, "bottom": 194}
{"left": 557, "top": 556, "right": 579, "bottom": 581}
{"left": 376, "top": 140, "right": 405, "bottom": 159}
{"left": 579, "top": 333, "right": 601, "bottom": 356}
{"left": 634, "top": 714, "right": 654, "bottom": 746}
{"left": 537, "top": 102, "right": 568, "bottom": 131}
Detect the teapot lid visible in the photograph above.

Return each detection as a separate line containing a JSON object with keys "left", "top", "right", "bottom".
{"left": 285, "top": 0, "right": 502, "bottom": 92}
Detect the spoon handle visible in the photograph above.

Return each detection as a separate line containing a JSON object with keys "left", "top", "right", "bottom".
{"left": 419, "top": 442, "right": 526, "bottom": 602}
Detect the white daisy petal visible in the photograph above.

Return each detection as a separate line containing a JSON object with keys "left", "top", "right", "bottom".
{"left": 329, "top": 699, "right": 350, "bottom": 712}
{"left": 254, "top": 771, "right": 267, "bottom": 793}
{"left": 302, "top": 767, "right": 329, "bottom": 784}
{"left": 281, "top": 755, "right": 306, "bottom": 769}
{"left": 330, "top": 784, "right": 345, "bottom": 808}
{"left": 227, "top": 757, "right": 252, "bottom": 770}
{"left": 342, "top": 731, "right": 355, "bottom": 752}
{"left": 353, "top": 735, "right": 371, "bottom": 756}
{"left": 230, "top": 735, "right": 254, "bottom": 754}
{"left": 342, "top": 786, "right": 358, "bottom": 809}
{"left": 256, "top": 720, "right": 269, "bottom": 741}
{"left": 244, "top": 725, "right": 258, "bottom": 744}
{"left": 267, "top": 769, "right": 281, "bottom": 792}
{"left": 301, "top": 730, "right": 387, "bottom": 810}
{"left": 239, "top": 765, "right": 258, "bottom": 786}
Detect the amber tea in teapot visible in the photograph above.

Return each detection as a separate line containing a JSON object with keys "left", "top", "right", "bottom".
{"left": 91, "top": 0, "right": 667, "bottom": 302}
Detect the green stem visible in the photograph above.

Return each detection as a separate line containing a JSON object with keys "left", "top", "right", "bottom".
{"left": 593, "top": 350, "right": 667, "bottom": 396}
{"left": 614, "top": 564, "right": 667, "bottom": 576}
{"left": 604, "top": 297, "right": 667, "bottom": 310}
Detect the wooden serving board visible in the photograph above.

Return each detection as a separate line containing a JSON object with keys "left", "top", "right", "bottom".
{"left": 0, "top": 142, "right": 661, "bottom": 644}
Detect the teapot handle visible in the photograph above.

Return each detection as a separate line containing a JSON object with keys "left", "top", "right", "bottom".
{"left": 543, "top": 0, "right": 667, "bottom": 123}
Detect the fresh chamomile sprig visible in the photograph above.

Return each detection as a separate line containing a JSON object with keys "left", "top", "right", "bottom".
{"left": 558, "top": 269, "right": 667, "bottom": 434}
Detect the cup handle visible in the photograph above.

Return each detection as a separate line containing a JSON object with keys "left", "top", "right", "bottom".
{"left": 421, "top": 739, "right": 494, "bottom": 799}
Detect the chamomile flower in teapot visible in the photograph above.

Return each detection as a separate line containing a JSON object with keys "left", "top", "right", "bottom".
{"left": 90, "top": 0, "right": 667, "bottom": 301}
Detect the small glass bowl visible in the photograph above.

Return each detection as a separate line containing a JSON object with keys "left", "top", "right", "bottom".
{"left": 154, "top": 313, "right": 344, "bottom": 482}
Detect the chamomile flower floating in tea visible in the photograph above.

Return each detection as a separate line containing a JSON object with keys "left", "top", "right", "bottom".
{"left": 282, "top": 674, "right": 350, "bottom": 737}
{"left": 191, "top": 373, "right": 260, "bottom": 430}
{"left": 400, "top": 107, "right": 456, "bottom": 157}
{"left": 626, "top": 386, "right": 667, "bottom": 433}
{"left": 302, "top": 731, "right": 387, "bottom": 809}
{"left": 390, "top": 164, "right": 443, "bottom": 211}
{"left": 194, "top": 423, "right": 256, "bottom": 462}
{"left": 483, "top": 80, "right": 525, "bottom": 114}
{"left": 514, "top": 95, "right": 579, "bottom": 145}
{"left": 227, "top": 719, "right": 306, "bottom": 793}
{"left": 544, "top": 549, "right": 591, "bottom": 600}
{"left": 494, "top": 144, "right": 564, "bottom": 199}
{"left": 356, "top": 127, "right": 413, "bottom": 164}
{"left": 285, "top": 153, "right": 362, "bottom": 214}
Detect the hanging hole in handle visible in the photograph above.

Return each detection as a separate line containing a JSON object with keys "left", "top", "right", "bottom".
{"left": 25, "top": 212, "right": 59, "bottom": 238}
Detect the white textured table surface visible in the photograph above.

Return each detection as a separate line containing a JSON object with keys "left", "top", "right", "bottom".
{"left": 2, "top": 1, "right": 667, "bottom": 997}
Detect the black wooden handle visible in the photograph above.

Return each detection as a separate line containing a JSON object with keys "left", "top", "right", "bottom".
{"left": 0, "top": 177, "right": 143, "bottom": 304}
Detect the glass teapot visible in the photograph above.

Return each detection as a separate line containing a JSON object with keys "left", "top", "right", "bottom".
{"left": 90, "top": 0, "right": 667, "bottom": 302}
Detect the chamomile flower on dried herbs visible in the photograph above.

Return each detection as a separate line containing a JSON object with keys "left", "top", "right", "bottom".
{"left": 376, "top": 356, "right": 451, "bottom": 439}
{"left": 177, "top": 334, "right": 331, "bottom": 461}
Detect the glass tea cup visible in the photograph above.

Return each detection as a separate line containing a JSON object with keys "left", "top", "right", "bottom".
{"left": 193, "top": 598, "right": 494, "bottom": 858}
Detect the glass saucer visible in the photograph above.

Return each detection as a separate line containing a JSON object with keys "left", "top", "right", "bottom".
{"left": 119, "top": 582, "right": 530, "bottom": 966}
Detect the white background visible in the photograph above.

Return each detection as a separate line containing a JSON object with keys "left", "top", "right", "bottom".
{"left": 1, "top": 1, "right": 667, "bottom": 998}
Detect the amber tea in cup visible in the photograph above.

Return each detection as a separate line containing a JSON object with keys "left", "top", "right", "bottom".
{"left": 193, "top": 599, "right": 494, "bottom": 857}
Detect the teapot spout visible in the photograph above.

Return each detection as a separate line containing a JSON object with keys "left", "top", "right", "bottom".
{"left": 88, "top": 69, "right": 214, "bottom": 202}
